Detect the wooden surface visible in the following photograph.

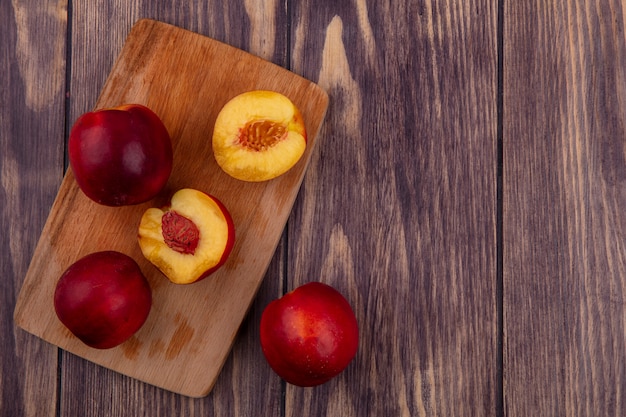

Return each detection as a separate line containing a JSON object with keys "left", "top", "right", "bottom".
{"left": 503, "top": 2, "right": 626, "bottom": 415}
{"left": 2, "top": 1, "right": 625, "bottom": 417}
{"left": 13, "top": 19, "right": 328, "bottom": 398}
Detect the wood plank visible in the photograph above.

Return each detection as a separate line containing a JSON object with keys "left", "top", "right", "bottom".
{"left": 14, "top": 18, "right": 327, "bottom": 399}
{"left": 60, "top": 2, "right": 293, "bottom": 415}
{"left": 286, "top": 1, "right": 499, "bottom": 416}
{"left": 1, "top": 1, "right": 67, "bottom": 416}
{"left": 504, "top": 1, "right": 626, "bottom": 415}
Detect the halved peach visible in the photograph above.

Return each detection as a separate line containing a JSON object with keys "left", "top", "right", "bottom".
{"left": 212, "top": 90, "right": 307, "bottom": 182}
{"left": 137, "top": 188, "right": 235, "bottom": 284}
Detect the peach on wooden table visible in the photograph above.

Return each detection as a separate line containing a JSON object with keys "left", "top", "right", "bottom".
{"left": 259, "top": 282, "right": 359, "bottom": 387}
{"left": 212, "top": 90, "right": 307, "bottom": 182}
{"left": 137, "top": 188, "right": 235, "bottom": 285}
{"left": 53, "top": 251, "right": 152, "bottom": 349}
{"left": 68, "top": 104, "right": 173, "bottom": 206}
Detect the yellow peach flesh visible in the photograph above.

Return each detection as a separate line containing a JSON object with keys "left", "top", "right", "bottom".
{"left": 138, "top": 188, "right": 230, "bottom": 284}
{"left": 212, "top": 91, "right": 306, "bottom": 182}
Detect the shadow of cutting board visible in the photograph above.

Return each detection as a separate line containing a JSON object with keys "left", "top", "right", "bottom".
{"left": 13, "top": 18, "right": 328, "bottom": 398}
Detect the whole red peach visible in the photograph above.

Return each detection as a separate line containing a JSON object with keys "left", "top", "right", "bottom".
{"left": 53, "top": 251, "right": 152, "bottom": 349}
{"left": 260, "top": 282, "right": 359, "bottom": 387}
{"left": 68, "top": 104, "right": 173, "bottom": 206}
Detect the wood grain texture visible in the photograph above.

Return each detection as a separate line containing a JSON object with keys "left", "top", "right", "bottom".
{"left": 62, "top": 2, "right": 292, "bottom": 415}
{"left": 1, "top": 1, "right": 66, "bottom": 416}
{"left": 14, "top": 19, "right": 328, "bottom": 398}
{"left": 504, "top": 1, "right": 626, "bottom": 416}
{"left": 287, "top": 1, "right": 499, "bottom": 416}
{"left": 7, "top": 0, "right": 624, "bottom": 416}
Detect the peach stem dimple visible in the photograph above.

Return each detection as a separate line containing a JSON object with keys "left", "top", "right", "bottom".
{"left": 238, "top": 119, "right": 287, "bottom": 151}
{"left": 161, "top": 211, "right": 200, "bottom": 255}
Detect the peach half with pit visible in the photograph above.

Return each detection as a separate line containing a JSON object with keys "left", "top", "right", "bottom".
{"left": 137, "top": 188, "right": 235, "bottom": 284}
{"left": 212, "top": 90, "right": 307, "bottom": 182}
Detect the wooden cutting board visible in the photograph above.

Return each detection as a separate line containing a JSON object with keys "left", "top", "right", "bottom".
{"left": 13, "top": 19, "right": 328, "bottom": 398}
